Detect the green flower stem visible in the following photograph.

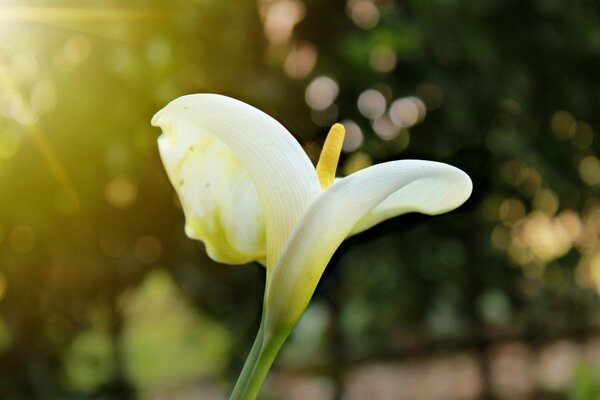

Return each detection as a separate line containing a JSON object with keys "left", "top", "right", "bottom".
{"left": 229, "top": 323, "right": 291, "bottom": 400}
{"left": 229, "top": 320, "right": 265, "bottom": 398}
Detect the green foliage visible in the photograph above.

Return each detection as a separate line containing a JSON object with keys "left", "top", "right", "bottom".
{"left": 568, "top": 360, "right": 600, "bottom": 400}
{"left": 121, "top": 270, "right": 232, "bottom": 393}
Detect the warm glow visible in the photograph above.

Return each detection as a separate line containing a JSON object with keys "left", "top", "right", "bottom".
{"left": 0, "top": 5, "right": 167, "bottom": 43}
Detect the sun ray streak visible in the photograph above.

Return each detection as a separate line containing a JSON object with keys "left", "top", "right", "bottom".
{"left": 0, "top": 5, "right": 169, "bottom": 22}
{"left": 0, "top": 52, "right": 78, "bottom": 205}
{"left": 0, "top": 5, "right": 170, "bottom": 44}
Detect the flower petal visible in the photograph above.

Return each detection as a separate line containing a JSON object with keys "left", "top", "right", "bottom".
{"left": 264, "top": 160, "right": 471, "bottom": 332}
{"left": 158, "top": 131, "right": 265, "bottom": 264}
{"left": 153, "top": 94, "right": 321, "bottom": 266}
{"left": 350, "top": 162, "right": 472, "bottom": 234}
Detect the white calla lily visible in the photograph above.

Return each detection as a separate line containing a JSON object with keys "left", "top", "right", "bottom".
{"left": 153, "top": 94, "right": 321, "bottom": 267}
{"left": 152, "top": 93, "right": 472, "bottom": 400}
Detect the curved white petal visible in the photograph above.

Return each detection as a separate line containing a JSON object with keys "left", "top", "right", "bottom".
{"left": 350, "top": 162, "right": 472, "bottom": 234}
{"left": 264, "top": 160, "right": 471, "bottom": 332}
{"left": 153, "top": 94, "right": 321, "bottom": 266}
{"left": 158, "top": 132, "right": 265, "bottom": 264}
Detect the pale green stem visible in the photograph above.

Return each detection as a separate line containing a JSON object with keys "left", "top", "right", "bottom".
{"left": 229, "top": 327, "right": 291, "bottom": 400}
{"left": 229, "top": 271, "right": 291, "bottom": 400}
{"left": 229, "top": 319, "right": 265, "bottom": 398}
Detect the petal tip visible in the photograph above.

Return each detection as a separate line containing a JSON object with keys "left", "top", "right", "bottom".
{"left": 454, "top": 167, "right": 474, "bottom": 207}
{"left": 151, "top": 107, "right": 165, "bottom": 127}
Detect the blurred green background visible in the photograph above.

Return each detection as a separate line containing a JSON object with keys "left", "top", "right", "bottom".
{"left": 1, "top": 0, "right": 600, "bottom": 399}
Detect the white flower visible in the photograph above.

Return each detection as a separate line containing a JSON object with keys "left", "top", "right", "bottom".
{"left": 152, "top": 93, "right": 472, "bottom": 399}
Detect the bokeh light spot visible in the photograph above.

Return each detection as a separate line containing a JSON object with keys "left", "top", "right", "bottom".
{"left": 477, "top": 290, "right": 512, "bottom": 324}
{"left": 578, "top": 156, "right": 600, "bottom": 186}
{"left": 346, "top": 0, "right": 380, "bottom": 29}
{"left": 557, "top": 211, "right": 583, "bottom": 244}
{"left": 372, "top": 113, "right": 399, "bottom": 140}
{"left": 499, "top": 198, "right": 526, "bottom": 227}
{"left": 341, "top": 120, "right": 364, "bottom": 153}
{"left": 357, "top": 89, "right": 386, "bottom": 120}
{"left": 284, "top": 41, "right": 317, "bottom": 79}
{"left": 369, "top": 46, "right": 396, "bottom": 73}
{"left": 589, "top": 251, "right": 600, "bottom": 291}
{"left": 571, "top": 121, "right": 594, "bottom": 150}
{"left": 535, "top": 341, "right": 578, "bottom": 391}
{"left": 261, "top": 0, "right": 306, "bottom": 44}
{"left": 489, "top": 343, "right": 534, "bottom": 398}
{"left": 389, "top": 97, "right": 426, "bottom": 128}
{"left": 105, "top": 177, "right": 138, "bottom": 209}
{"left": 5, "top": 91, "right": 36, "bottom": 125}
{"left": 387, "top": 129, "right": 410, "bottom": 154}
{"left": 520, "top": 168, "right": 543, "bottom": 197}
{"left": 511, "top": 211, "right": 580, "bottom": 264}
{"left": 550, "top": 110, "right": 575, "bottom": 139}
{"left": 305, "top": 76, "right": 339, "bottom": 111}
{"left": 533, "top": 188, "right": 559, "bottom": 215}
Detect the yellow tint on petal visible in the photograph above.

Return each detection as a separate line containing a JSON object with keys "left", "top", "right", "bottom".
{"left": 153, "top": 94, "right": 322, "bottom": 267}
{"left": 159, "top": 129, "right": 266, "bottom": 265}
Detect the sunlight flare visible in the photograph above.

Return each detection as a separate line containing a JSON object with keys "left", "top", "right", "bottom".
{"left": 0, "top": 5, "right": 167, "bottom": 43}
